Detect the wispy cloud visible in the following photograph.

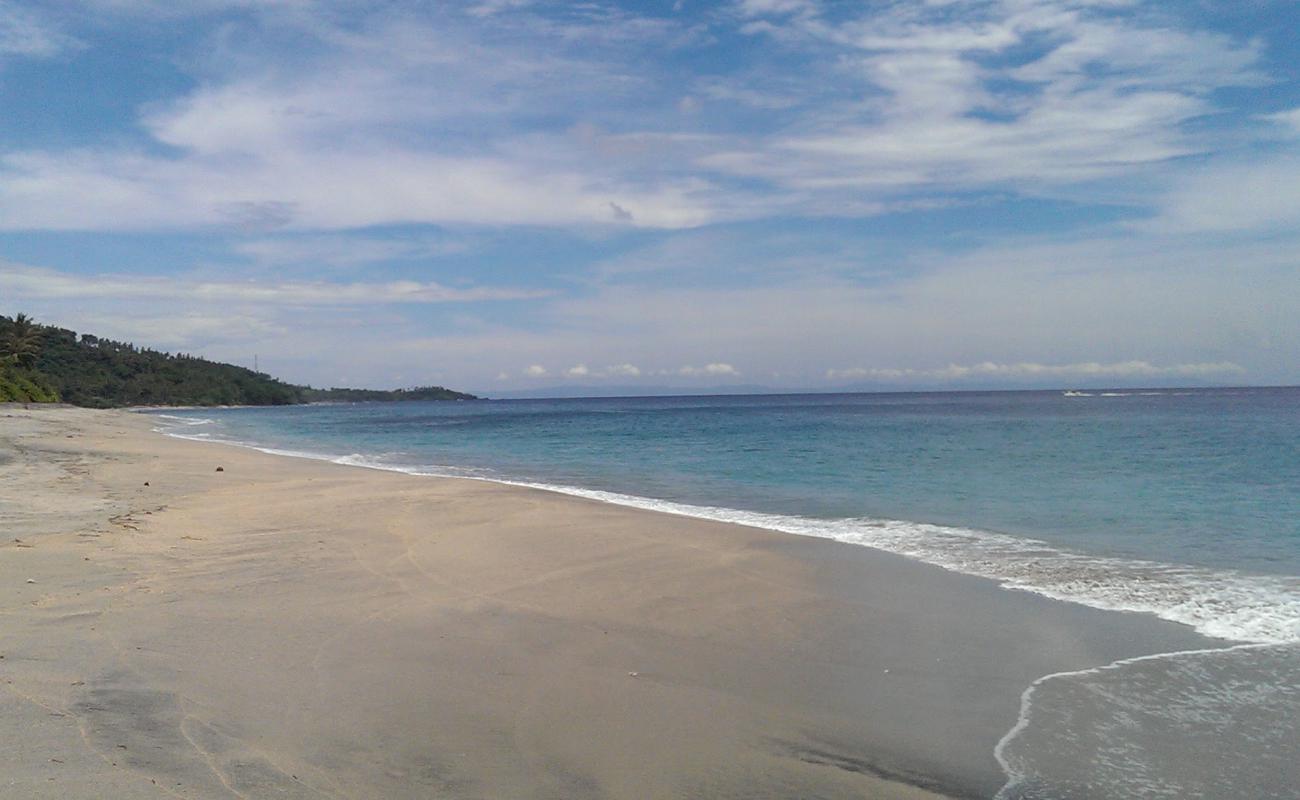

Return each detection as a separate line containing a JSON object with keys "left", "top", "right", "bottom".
{"left": 0, "top": 263, "right": 549, "bottom": 304}
{"left": 0, "top": 148, "right": 716, "bottom": 231}
{"left": 0, "top": 1, "right": 1295, "bottom": 390}
{"left": 678, "top": 363, "right": 739, "bottom": 377}
{"left": 0, "top": 5, "right": 721, "bottom": 231}
{"left": 734, "top": 0, "right": 815, "bottom": 19}
{"left": 466, "top": 0, "right": 535, "bottom": 18}
{"left": 1265, "top": 107, "right": 1300, "bottom": 135}
{"left": 563, "top": 362, "right": 641, "bottom": 379}
{"left": 606, "top": 363, "right": 641, "bottom": 377}
{"left": 705, "top": 0, "right": 1264, "bottom": 191}
{"left": 1140, "top": 156, "right": 1300, "bottom": 233}
{"left": 0, "top": 1, "right": 72, "bottom": 58}
{"left": 0, "top": 1, "right": 1278, "bottom": 233}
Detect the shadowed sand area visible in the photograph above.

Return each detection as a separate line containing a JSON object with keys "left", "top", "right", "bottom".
{"left": 0, "top": 407, "right": 1217, "bottom": 799}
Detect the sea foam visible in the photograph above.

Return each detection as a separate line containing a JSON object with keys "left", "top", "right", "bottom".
{"left": 994, "top": 642, "right": 1300, "bottom": 799}
{"left": 149, "top": 405, "right": 1300, "bottom": 800}
{"left": 495, "top": 483, "right": 1300, "bottom": 645}
{"left": 152, "top": 416, "right": 1300, "bottom": 646}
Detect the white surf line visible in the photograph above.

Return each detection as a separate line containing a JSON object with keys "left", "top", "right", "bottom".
{"left": 150, "top": 418, "right": 1300, "bottom": 644}
{"left": 153, "top": 419, "right": 1298, "bottom": 798}
{"left": 991, "top": 641, "right": 1286, "bottom": 800}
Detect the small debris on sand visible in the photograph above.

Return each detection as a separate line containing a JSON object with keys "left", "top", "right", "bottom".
{"left": 215, "top": 466, "right": 224, "bottom": 472}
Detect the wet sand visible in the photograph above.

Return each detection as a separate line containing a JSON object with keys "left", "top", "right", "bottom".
{"left": 0, "top": 406, "right": 1216, "bottom": 799}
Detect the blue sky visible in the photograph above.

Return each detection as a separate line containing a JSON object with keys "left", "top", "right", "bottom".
{"left": 1, "top": 0, "right": 1297, "bottom": 393}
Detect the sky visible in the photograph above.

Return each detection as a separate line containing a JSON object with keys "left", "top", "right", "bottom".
{"left": 1, "top": 0, "right": 1297, "bottom": 394}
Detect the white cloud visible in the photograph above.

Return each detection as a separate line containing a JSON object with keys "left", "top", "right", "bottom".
{"left": 606, "top": 363, "right": 641, "bottom": 377}
{"left": 705, "top": 0, "right": 1264, "bottom": 190}
{"left": 678, "top": 363, "right": 740, "bottom": 377}
{"left": 0, "top": 2, "right": 1294, "bottom": 393}
{"left": 0, "top": 1, "right": 1277, "bottom": 233}
{"left": 0, "top": 147, "right": 716, "bottom": 231}
{"left": 558, "top": 362, "right": 642, "bottom": 379}
{"left": 1143, "top": 157, "right": 1300, "bottom": 233}
{"left": 466, "top": 0, "right": 535, "bottom": 19}
{"left": 0, "top": 263, "right": 548, "bottom": 304}
{"left": 826, "top": 360, "right": 1245, "bottom": 382}
{"left": 735, "top": 0, "right": 814, "bottom": 18}
{"left": 0, "top": 7, "right": 722, "bottom": 231}
{"left": 1265, "top": 108, "right": 1300, "bottom": 135}
{"left": 0, "top": 2, "right": 72, "bottom": 58}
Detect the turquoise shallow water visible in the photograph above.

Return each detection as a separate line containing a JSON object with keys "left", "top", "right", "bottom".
{"left": 150, "top": 387, "right": 1300, "bottom": 797}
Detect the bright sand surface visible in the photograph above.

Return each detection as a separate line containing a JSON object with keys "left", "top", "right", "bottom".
{"left": 0, "top": 406, "right": 1216, "bottom": 799}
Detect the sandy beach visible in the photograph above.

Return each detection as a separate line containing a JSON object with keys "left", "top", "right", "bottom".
{"left": 0, "top": 406, "right": 1217, "bottom": 799}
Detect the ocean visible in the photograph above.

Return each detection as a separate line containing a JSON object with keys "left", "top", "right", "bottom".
{"left": 150, "top": 387, "right": 1300, "bottom": 798}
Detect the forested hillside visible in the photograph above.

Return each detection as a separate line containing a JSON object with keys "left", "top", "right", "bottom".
{"left": 0, "top": 314, "right": 476, "bottom": 407}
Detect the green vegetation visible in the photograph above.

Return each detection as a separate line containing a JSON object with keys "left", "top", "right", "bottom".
{"left": 0, "top": 364, "right": 60, "bottom": 403}
{"left": 1, "top": 313, "right": 60, "bottom": 402}
{"left": 0, "top": 314, "right": 477, "bottom": 407}
{"left": 3, "top": 313, "right": 41, "bottom": 369}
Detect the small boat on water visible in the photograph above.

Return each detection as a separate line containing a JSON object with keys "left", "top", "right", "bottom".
{"left": 1062, "top": 389, "right": 1089, "bottom": 397}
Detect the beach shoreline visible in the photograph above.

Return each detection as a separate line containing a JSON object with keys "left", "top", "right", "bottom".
{"left": 1, "top": 406, "right": 1220, "bottom": 799}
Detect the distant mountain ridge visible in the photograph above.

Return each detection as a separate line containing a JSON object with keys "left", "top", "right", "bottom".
{"left": 0, "top": 314, "right": 476, "bottom": 407}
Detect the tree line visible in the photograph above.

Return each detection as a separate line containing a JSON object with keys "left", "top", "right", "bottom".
{"left": 1, "top": 314, "right": 476, "bottom": 407}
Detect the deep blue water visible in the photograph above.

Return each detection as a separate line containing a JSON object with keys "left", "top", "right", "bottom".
{"left": 152, "top": 388, "right": 1299, "bottom": 643}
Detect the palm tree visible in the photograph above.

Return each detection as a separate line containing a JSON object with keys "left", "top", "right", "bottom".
{"left": 2, "top": 313, "right": 43, "bottom": 369}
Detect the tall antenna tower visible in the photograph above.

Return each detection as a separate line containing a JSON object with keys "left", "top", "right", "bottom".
{"left": 254, "top": 354, "right": 259, "bottom": 373}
